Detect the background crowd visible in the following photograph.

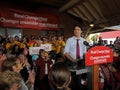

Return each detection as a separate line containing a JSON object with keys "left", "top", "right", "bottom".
{"left": 0, "top": 34, "right": 119, "bottom": 90}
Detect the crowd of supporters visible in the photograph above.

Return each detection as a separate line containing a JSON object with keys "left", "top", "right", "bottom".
{"left": 0, "top": 35, "right": 119, "bottom": 90}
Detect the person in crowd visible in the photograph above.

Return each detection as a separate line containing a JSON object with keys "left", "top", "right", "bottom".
{"left": 42, "top": 37, "right": 49, "bottom": 44}
{"left": 107, "top": 41, "right": 114, "bottom": 49}
{"left": 49, "top": 36, "right": 57, "bottom": 60}
{"left": 20, "top": 42, "right": 33, "bottom": 68}
{"left": 0, "top": 35, "right": 6, "bottom": 50}
{"left": 11, "top": 44, "right": 21, "bottom": 56}
{"left": 113, "top": 48, "right": 120, "bottom": 72}
{"left": 6, "top": 36, "right": 15, "bottom": 54}
{"left": 64, "top": 25, "right": 87, "bottom": 90}
{"left": 48, "top": 62, "right": 71, "bottom": 90}
{"left": 112, "top": 49, "right": 120, "bottom": 89}
{"left": 56, "top": 35, "right": 65, "bottom": 54}
{"left": 29, "top": 35, "right": 36, "bottom": 47}
{"left": 2, "top": 57, "right": 35, "bottom": 90}
{"left": 20, "top": 36, "right": 29, "bottom": 49}
{"left": 20, "top": 43, "right": 29, "bottom": 56}
{"left": 35, "top": 49, "right": 53, "bottom": 90}
{"left": 31, "top": 42, "right": 39, "bottom": 60}
{"left": 99, "top": 63, "right": 116, "bottom": 90}
{"left": 108, "top": 63, "right": 120, "bottom": 90}
{"left": 0, "top": 48, "right": 7, "bottom": 73}
{"left": 0, "top": 36, "right": 4, "bottom": 46}
{"left": 19, "top": 42, "right": 34, "bottom": 82}
{"left": 14, "top": 36, "right": 20, "bottom": 46}
{"left": 18, "top": 53, "right": 34, "bottom": 82}
{"left": 114, "top": 36, "right": 120, "bottom": 51}
{"left": 103, "top": 40, "right": 108, "bottom": 46}
{"left": 0, "top": 70, "right": 22, "bottom": 90}
{"left": 98, "top": 36, "right": 104, "bottom": 46}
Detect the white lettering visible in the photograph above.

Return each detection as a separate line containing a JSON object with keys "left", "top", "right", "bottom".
{"left": 0, "top": 17, "right": 19, "bottom": 24}
{"left": 90, "top": 55, "right": 110, "bottom": 60}
{"left": 20, "top": 21, "right": 38, "bottom": 25}
{"left": 94, "top": 59, "right": 107, "bottom": 64}
{"left": 14, "top": 13, "right": 48, "bottom": 22}
{"left": 39, "top": 23, "right": 58, "bottom": 28}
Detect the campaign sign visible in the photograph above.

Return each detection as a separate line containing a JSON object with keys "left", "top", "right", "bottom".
{"left": 29, "top": 47, "right": 41, "bottom": 55}
{"left": 85, "top": 46, "right": 113, "bottom": 66}
{"left": 41, "top": 44, "right": 51, "bottom": 51}
{"left": 29, "top": 44, "right": 51, "bottom": 55}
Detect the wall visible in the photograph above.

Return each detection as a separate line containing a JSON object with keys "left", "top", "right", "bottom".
{"left": 35, "top": 6, "right": 81, "bottom": 39}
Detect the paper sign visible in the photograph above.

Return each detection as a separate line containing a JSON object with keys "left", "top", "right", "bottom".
{"left": 29, "top": 44, "right": 51, "bottom": 55}
{"left": 41, "top": 44, "right": 51, "bottom": 51}
{"left": 29, "top": 47, "right": 41, "bottom": 55}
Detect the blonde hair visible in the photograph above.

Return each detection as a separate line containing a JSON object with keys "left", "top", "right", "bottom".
{"left": 48, "top": 62, "right": 71, "bottom": 90}
{"left": 0, "top": 70, "right": 21, "bottom": 89}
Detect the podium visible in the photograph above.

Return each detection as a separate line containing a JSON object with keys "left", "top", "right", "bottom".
{"left": 70, "top": 66, "right": 94, "bottom": 90}
{"left": 67, "top": 46, "right": 113, "bottom": 90}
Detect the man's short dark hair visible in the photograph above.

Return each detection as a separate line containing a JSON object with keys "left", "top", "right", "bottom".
{"left": 73, "top": 25, "right": 83, "bottom": 30}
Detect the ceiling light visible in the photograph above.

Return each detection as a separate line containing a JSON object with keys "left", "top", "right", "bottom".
{"left": 89, "top": 24, "right": 94, "bottom": 27}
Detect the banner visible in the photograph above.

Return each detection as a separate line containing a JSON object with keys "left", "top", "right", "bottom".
{"left": 29, "top": 44, "right": 51, "bottom": 55}
{"left": 0, "top": 8, "right": 59, "bottom": 30}
{"left": 85, "top": 46, "right": 113, "bottom": 66}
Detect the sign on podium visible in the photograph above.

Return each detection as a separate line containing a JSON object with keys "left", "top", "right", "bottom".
{"left": 85, "top": 46, "right": 113, "bottom": 66}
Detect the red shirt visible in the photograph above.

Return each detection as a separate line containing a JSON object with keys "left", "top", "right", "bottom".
{"left": 35, "top": 57, "right": 53, "bottom": 80}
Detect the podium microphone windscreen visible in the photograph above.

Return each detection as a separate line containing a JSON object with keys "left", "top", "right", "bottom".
{"left": 83, "top": 41, "right": 89, "bottom": 46}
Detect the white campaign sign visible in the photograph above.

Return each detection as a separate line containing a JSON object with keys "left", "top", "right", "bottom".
{"left": 41, "top": 44, "right": 52, "bottom": 51}
{"left": 29, "top": 44, "right": 52, "bottom": 55}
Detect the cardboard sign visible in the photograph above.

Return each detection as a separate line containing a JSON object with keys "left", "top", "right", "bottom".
{"left": 85, "top": 46, "right": 113, "bottom": 66}
{"left": 29, "top": 47, "right": 41, "bottom": 55}
{"left": 41, "top": 44, "right": 52, "bottom": 51}
{"left": 29, "top": 44, "right": 51, "bottom": 55}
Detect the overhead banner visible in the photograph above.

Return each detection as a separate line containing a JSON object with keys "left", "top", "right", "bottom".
{"left": 85, "top": 46, "right": 113, "bottom": 66}
{"left": 0, "top": 8, "right": 59, "bottom": 30}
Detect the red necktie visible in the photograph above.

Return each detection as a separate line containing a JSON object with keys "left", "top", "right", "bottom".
{"left": 76, "top": 39, "right": 80, "bottom": 59}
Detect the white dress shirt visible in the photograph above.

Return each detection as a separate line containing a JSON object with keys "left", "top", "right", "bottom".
{"left": 64, "top": 36, "right": 87, "bottom": 60}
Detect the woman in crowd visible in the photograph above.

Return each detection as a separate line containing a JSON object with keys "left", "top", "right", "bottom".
{"left": 2, "top": 57, "right": 35, "bottom": 90}
{"left": 6, "top": 36, "right": 15, "bottom": 54}
{"left": 48, "top": 62, "right": 71, "bottom": 90}
{"left": 14, "top": 36, "right": 20, "bottom": 46}
{"left": 20, "top": 36, "right": 29, "bottom": 49}
{"left": 0, "top": 70, "right": 22, "bottom": 90}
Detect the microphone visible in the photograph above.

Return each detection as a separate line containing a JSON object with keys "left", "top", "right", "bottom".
{"left": 83, "top": 41, "right": 89, "bottom": 46}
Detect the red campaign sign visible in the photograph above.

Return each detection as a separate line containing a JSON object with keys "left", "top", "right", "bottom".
{"left": 0, "top": 8, "right": 60, "bottom": 30}
{"left": 85, "top": 46, "right": 113, "bottom": 66}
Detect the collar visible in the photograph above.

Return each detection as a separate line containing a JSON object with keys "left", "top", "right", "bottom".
{"left": 73, "top": 36, "right": 81, "bottom": 40}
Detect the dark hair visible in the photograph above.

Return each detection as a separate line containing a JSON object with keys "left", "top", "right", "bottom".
{"left": 0, "top": 81, "right": 10, "bottom": 90}
{"left": 73, "top": 25, "right": 83, "bottom": 30}
{"left": 0, "top": 48, "right": 4, "bottom": 55}
{"left": 48, "top": 62, "right": 71, "bottom": 90}
{"left": 14, "top": 36, "right": 19, "bottom": 41}
{"left": 39, "top": 49, "right": 45, "bottom": 56}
